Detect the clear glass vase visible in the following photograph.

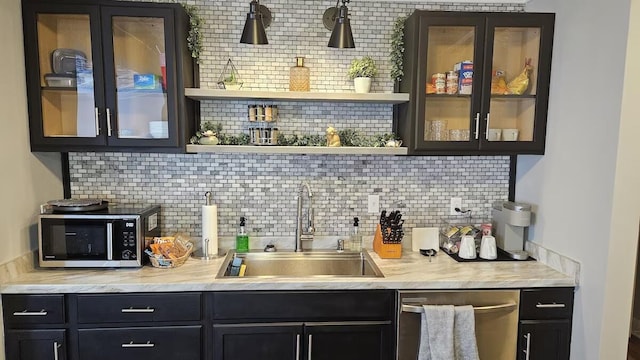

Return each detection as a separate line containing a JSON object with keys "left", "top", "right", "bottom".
{"left": 289, "top": 57, "right": 310, "bottom": 92}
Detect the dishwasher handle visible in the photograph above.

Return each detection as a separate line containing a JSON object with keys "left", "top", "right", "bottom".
{"left": 401, "top": 302, "right": 517, "bottom": 315}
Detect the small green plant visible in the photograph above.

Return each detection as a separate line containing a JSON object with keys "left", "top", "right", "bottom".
{"left": 181, "top": 4, "right": 203, "bottom": 64}
{"left": 347, "top": 56, "right": 378, "bottom": 79}
{"left": 190, "top": 121, "right": 222, "bottom": 144}
{"left": 390, "top": 15, "right": 408, "bottom": 83}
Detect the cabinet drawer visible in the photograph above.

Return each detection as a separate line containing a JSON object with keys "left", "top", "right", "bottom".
{"left": 76, "top": 293, "right": 201, "bottom": 323}
{"left": 2, "top": 294, "right": 65, "bottom": 326}
{"left": 212, "top": 290, "right": 395, "bottom": 321}
{"left": 520, "top": 288, "right": 574, "bottom": 320}
{"left": 78, "top": 326, "right": 201, "bottom": 360}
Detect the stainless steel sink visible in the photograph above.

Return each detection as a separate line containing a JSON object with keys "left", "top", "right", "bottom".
{"left": 216, "top": 250, "right": 384, "bottom": 278}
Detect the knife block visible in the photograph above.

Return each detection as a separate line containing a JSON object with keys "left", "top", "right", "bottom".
{"left": 373, "top": 224, "right": 402, "bottom": 259}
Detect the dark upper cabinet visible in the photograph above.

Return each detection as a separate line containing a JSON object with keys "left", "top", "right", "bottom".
{"left": 396, "top": 11, "right": 555, "bottom": 155}
{"left": 21, "top": 0, "right": 195, "bottom": 152}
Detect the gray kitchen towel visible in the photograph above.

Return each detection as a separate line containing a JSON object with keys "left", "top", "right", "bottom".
{"left": 453, "top": 305, "right": 480, "bottom": 360}
{"left": 418, "top": 305, "right": 455, "bottom": 360}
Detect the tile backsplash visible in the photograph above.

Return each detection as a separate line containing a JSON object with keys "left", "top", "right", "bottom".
{"left": 69, "top": 0, "right": 520, "bottom": 240}
{"left": 69, "top": 153, "right": 510, "bottom": 239}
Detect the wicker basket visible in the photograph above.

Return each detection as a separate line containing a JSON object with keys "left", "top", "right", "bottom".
{"left": 148, "top": 242, "right": 194, "bottom": 269}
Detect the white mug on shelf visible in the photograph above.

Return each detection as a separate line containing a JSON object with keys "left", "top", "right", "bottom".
{"left": 458, "top": 235, "right": 477, "bottom": 259}
{"left": 480, "top": 235, "right": 497, "bottom": 260}
{"left": 488, "top": 128, "right": 502, "bottom": 142}
{"left": 503, "top": 129, "right": 519, "bottom": 141}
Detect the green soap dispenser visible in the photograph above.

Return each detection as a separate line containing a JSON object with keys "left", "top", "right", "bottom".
{"left": 236, "top": 217, "right": 249, "bottom": 253}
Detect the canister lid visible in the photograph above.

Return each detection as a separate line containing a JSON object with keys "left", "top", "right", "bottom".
{"left": 502, "top": 201, "right": 531, "bottom": 212}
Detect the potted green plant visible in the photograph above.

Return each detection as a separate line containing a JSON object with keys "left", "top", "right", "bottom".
{"left": 217, "top": 59, "right": 244, "bottom": 90}
{"left": 347, "top": 56, "right": 378, "bottom": 93}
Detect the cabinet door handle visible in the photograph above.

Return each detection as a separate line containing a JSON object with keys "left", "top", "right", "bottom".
{"left": 536, "top": 302, "right": 566, "bottom": 308}
{"left": 121, "top": 307, "right": 155, "bottom": 313}
{"left": 523, "top": 332, "right": 531, "bottom": 360}
{"left": 94, "top": 107, "right": 100, "bottom": 136}
{"left": 295, "top": 334, "right": 301, "bottom": 360}
{"left": 107, "top": 222, "right": 113, "bottom": 261}
{"left": 308, "top": 334, "right": 313, "bottom": 360}
{"left": 13, "top": 310, "right": 48, "bottom": 316}
{"left": 53, "top": 341, "right": 61, "bottom": 360}
{"left": 121, "top": 341, "right": 155, "bottom": 348}
{"left": 474, "top": 113, "right": 480, "bottom": 140}
{"left": 485, "top": 113, "right": 491, "bottom": 140}
{"left": 106, "top": 108, "right": 113, "bottom": 137}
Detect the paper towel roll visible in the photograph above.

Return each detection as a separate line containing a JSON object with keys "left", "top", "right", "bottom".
{"left": 202, "top": 205, "right": 218, "bottom": 256}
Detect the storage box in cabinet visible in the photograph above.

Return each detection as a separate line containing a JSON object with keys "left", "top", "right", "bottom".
{"left": 520, "top": 288, "right": 574, "bottom": 320}
{"left": 76, "top": 293, "right": 201, "bottom": 324}
{"left": 77, "top": 325, "right": 201, "bottom": 360}
{"left": 2, "top": 294, "right": 65, "bottom": 326}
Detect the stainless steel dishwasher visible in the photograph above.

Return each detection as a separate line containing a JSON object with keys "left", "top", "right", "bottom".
{"left": 397, "top": 290, "right": 520, "bottom": 360}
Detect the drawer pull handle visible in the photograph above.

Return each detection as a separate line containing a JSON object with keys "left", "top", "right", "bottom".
{"left": 535, "top": 302, "right": 566, "bottom": 309}
{"left": 308, "top": 334, "right": 313, "bottom": 360}
{"left": 13, "top": 309, "right": 48, "bottom": 316}
{"left": 296, "top": 334, "right": 301, "bottom": 360}
{"left": 122, "top": 341, "right": 155, "bottom": 348}
{"left": 121, "top": 307, "right": 155, "bottom": 313}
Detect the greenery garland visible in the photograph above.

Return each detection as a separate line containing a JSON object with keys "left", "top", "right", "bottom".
{"left": 390, "top": 15, "right": 408, "bottom": 83}
{"left": 181, "top": 4, "right": 203, "bottom": 64}
{"left": 191, "top": 122, "right": 399, "bottom": 147}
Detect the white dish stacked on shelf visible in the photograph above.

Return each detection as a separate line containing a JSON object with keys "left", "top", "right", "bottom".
{"left": 149, "top": 121, "right": 168, "bottom": 138}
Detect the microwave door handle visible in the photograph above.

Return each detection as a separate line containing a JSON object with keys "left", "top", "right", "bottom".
{"left": 107, "top": 222, "right": 113, "bottom": 260}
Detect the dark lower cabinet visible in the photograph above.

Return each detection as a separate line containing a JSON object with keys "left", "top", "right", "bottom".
{"left": 5, "top": 329, "right": 66, "bottom": 360}
{"left": 78, "top": 325, "right": 202, "bottom": 360}
{"left": 306, "top": 323, "right": 391, "bottom": 360}
{"left": 213, "top": 324, "right": 302, "bottom": 360}
{"left": 519, "top": 320, "right": 571, "bottom": 360}
{"left": 212, "top": 322, "right": 391, "bottom": 360}
{"left": 518, "top": 288, "right": 574, "bottom": 360}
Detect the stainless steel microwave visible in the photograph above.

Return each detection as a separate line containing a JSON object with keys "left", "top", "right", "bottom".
{"left": 38, "top": 205, "right": 161, "bottom": 268}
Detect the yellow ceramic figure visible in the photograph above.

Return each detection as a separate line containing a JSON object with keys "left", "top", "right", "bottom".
{"left": 507, "top": 58, "right": 533, "bottom": 95}
{"left": 326, "top": 127, "right": 341, "bottom": 147}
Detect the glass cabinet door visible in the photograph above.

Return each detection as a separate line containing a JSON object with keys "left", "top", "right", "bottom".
{"left": 418, "top": 18, "right": 485, "bottom": 150}
{"left": 108, "top": 15, "right": 169, "bottom": 141}
{"left": 485, "top": 26, "right": 541, "bottom": 143}
{"left": 36, "top": 13, "right": 98, "bottom": 138}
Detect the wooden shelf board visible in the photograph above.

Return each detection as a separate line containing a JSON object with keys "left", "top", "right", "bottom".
{"left": 186, "top": 145, "right": 408, "bottom": 155}
{"left": 184, "top": 88, "right": 410, "bottom": 104}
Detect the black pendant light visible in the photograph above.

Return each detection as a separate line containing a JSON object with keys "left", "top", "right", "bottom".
{"left": 327, "top": 0, "right": 355, "bottom": 48}
{"left": 240, "top": 0, "right": 272, "bottom": 45}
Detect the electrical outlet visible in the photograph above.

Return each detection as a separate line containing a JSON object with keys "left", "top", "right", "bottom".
{"left": 450, "top": 197, "right": 462, "bottom": 215}
{"left": 368, "top": 195, "right": 380, "bottom": 214}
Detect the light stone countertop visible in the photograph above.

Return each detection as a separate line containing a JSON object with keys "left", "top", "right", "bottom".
{"left": 0, "top": 250, "right": 575, "bottom": 294}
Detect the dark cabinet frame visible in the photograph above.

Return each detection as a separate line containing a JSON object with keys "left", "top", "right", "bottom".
{"left": 21, "top": 0, "right": 196, "bottom": 153}
{"left": 396, "top": 11, "right": 555, "bottom": 155}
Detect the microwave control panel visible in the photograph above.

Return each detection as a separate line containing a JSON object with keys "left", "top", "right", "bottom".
{"left": 113, "top": 220, "right": 138, "bottom": 260}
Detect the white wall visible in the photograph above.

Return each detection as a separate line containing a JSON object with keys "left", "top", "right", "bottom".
{"left": 599, "top": 0, "right": 640, "bottom": 356}
{"left": 0, "top": 0, "right": 63, "bottom": 262}
{"left": 521, "top": 0, "right": 633, "bottom": 359}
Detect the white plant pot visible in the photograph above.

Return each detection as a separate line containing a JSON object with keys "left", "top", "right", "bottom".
{"left": 353, "top": 77, "right": 372, "bottom": 93}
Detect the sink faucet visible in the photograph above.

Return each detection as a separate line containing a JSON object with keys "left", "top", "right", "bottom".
{"left": 295, "top": 182, "right": 315, "bottom": 252}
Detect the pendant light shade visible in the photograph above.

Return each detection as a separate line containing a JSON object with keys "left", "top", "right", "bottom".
{"left": 328, "top": 1, "right": 355, "bottom": 48}
{"left": 240, "top": 0, "right": 269, "bottom": 45}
